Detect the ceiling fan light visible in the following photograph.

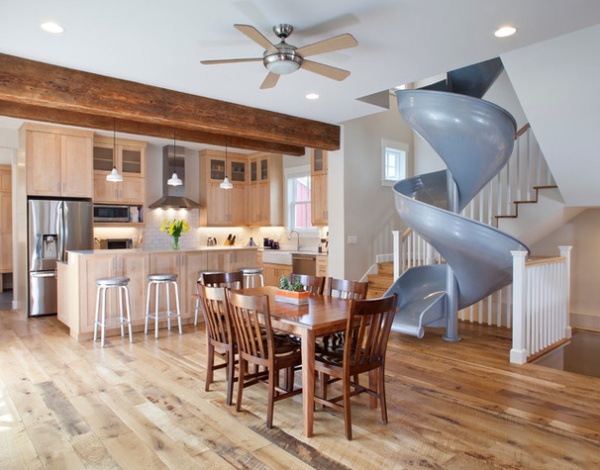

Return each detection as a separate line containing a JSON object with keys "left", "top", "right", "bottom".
{"left": 106, "top": 167, "right": 123, "bottom": 182}
{"left": 220, "top": 176, "right": 233, "bottom": 190}
{"left": 167, "top": 172, "right": 183, "bottom": 186}
{"left": 264, "top": 52, "right": 303, "bottom": 75}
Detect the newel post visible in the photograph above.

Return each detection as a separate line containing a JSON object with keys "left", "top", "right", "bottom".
{"left": 392, "top": 230, "right": 400, "bottom": 280}
{"left": 510, "top": 250, "right": 528, "bottom": 364}
{"left": 559, "top": 245, "right": 573, "bottom": 339}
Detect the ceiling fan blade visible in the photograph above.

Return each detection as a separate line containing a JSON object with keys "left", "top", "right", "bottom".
{"left": 200, "top": 58, "right": 262, "bottom": 65}
{"left": 301, "top": 60, "right": 351, "bottom": 81}
{"left": 260, "top": 72, "right": 280, "bottom": 89}
{"left": 234, "top": 24, "right": 277, "bottom": 52}
{"left": 296, "top": 33, "right": 358, "bottom": 58}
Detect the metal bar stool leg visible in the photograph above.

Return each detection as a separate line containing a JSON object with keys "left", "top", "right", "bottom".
{"left": 173, "top": 280, "right": 182, "bottom": 334}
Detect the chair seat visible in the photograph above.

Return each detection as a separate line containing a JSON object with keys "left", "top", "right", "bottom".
{"left": 96, "top": 276, "right": 130, "bottom": 286}
{"left": 148, "top": 273, "right": 177, "bottom": 282}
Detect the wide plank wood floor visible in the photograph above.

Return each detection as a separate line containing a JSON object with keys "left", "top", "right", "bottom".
{"left": 0, "top": 307, "right": 599, "bottom": 469}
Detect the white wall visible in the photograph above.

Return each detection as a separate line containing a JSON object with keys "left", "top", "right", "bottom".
{"left": 340, "top": 93, "right": 413, "bottom": 281}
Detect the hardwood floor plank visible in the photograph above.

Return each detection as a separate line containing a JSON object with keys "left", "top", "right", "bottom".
{"left": 1, "top": 311, "right": 599, "bottom": 468}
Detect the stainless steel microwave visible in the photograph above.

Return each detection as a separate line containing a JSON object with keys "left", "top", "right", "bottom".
{"left": 93, "top": 205, "right": 130, "bottom": 222}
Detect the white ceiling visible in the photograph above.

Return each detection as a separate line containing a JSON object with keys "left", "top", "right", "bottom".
{"left": 2, "top": 0, "right": 600, "bottom": 126}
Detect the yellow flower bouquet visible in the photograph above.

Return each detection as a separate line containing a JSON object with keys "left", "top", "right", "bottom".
{"left": 160, "top": 218, "right": 189, "bottom": 250}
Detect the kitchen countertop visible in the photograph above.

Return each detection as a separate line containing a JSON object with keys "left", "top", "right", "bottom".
{"left": 70, "top": 246, "right": 259, "bottom": 255}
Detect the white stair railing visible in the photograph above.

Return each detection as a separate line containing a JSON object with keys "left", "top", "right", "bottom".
{"left": 510, "top": 246, "right": 572, "bottom": 364}
{"left": 460, "top": 124, "right": 555, "bottom": 227}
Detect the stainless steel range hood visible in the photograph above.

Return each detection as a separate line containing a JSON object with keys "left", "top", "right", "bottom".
{"left": 149, "top": 145, "right": 200, "bottom": 209}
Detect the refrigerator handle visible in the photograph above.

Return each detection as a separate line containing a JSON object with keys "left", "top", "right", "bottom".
{"left": 56, "top": 201, "right": 65, "bottom": 262}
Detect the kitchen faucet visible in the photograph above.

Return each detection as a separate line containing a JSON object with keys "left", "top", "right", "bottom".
{"left": 289, "top": 230, "right": 301, "bottom": 251}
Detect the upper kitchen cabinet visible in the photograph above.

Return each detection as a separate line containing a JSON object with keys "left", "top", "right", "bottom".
{"left": 93, "top": 135, "right": 147, "bottom": 205}
{"left": 310, "top": 148, "right": 328, "bottom": 226}
{"left": 0, "top": 165, "right": 12, "bottom": 275}
{"left": 20, "top": 123, "right": 94, "bottom": 198}
{"left": 199, "top": 149, "right": 248, "bottom": 226}
{"left": 248, "top": 153, "right": 282, "bottom": 227}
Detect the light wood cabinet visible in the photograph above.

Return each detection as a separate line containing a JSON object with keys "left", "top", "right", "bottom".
{"left": 248, "top": 153, "right": 283, "bottom": 226}
{"left": 21, "top": 123, "right": 94, "bottom": 198}
{"left": 263, "top": 263, "right": 292, "bottom": 286}
{"left": 59, "top": 251, "right": 149, "bottom": 340}
{"left": 316, "top": 256, "right": 328, "bottom": 277}
{"left": 199, "top": 150, "right": 248, "bottom": 226}
{"left": 0, "top": 165, "right": 12, "bottom": 274}
{"left": 58, "top": 248, "right": 257, "bottom": 340}
{"left": 93, "top": 135, "right": 147, "bottom": 205}
{"left": 311, "top": 148, "right": 328, "bottom": 226}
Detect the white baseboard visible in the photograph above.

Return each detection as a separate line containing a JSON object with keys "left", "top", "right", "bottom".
{"left": 570, "top": 312, "right": 600, "bottom": 332}
{"left": 376, "top": 253, "right": 393, "bottom": 263}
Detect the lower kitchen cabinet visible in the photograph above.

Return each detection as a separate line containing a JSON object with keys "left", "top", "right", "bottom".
{"left": 263, "top": 262, "right": 292, "bottom": 287}
{"left": 316, "top": 255, "right": 328, "bottom": 277}
{"left": 59, "top": 251, "right": 149, "bottom": 341}
{"left": 58, "top": 248, "right": 257, "bottom": 340}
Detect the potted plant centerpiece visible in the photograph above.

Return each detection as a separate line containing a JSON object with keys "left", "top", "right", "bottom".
{"left": 275, "top": 275, "right": 310, "bottom": 305}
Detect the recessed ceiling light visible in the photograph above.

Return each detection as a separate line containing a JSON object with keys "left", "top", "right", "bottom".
{"left": 306, "top": 93, "right": 319, "bottom": 100}
{"left": 495, "top": 26, "right": 516, "bottom": 38}
{"left": 41, "top": 22, "right": 64, "bottom": 34}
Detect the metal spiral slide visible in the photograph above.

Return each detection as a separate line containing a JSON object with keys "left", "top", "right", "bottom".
{"left": 387, "top": 90, "right": 529, "bottom": 340}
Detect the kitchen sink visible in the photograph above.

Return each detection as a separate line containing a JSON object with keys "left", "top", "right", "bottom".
{"left": 261, "top": 250, "right": 293, "bottom": 265}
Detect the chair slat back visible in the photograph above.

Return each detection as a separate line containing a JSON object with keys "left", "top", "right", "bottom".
{"left": 289, "top": 273, "right": 326, "bottom": 295}
{"left": 197, "top": 283, "right": 234, "bottom": 346}
{"left": 345, "top": 294, "right": 397, "bottom": 369}
{"left": 228, "top": 291, "right": 272, "bottom": 362}
{"left": 202, "top": 271, "right": 244, "bottom": 290}
{"left": 326, "top": 277, "right": 369, "bottom": 300}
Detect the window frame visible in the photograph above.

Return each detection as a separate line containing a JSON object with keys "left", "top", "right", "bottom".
{"left": 284, "top": 165, "right": 318, "bottom": 236}
{"left": 381, "top": 139, "right": 409, "bottom": 187}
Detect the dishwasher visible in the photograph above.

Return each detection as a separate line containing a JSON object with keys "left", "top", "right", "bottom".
{"left": 292, "top": 254, "right": 317, "bottom": 276}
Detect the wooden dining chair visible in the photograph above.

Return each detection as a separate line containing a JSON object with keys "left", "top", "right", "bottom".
{"left": 314, "top": 293, "right": 398, "bottom": 440}
{"left": 197, "top": 283, "right": 237, "bottom": 406}
{"left": 326, "top": 277, "right": 369, "bottom": 300}
{"left": 202, "top": 271, "right": 244, "bottom": 289}
{"left": 322, "top": 277, "right": 369, "bottom": 351}
{"left": 227, "top": 290, "right": 303, "bottom": 429}
{"left": 289, "top": 273, "right": 326, "bottom": 295}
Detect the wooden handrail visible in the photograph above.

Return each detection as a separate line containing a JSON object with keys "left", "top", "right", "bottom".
{"left": 515, "top": 122, "right": 531, "bottom": 139}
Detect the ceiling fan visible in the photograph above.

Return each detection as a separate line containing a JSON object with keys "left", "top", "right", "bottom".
{"left": 201, "top": 24, "right": 358, "bottom": 89}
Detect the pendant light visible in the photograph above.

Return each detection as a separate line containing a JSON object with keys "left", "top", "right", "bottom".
{"left": 167, "top": 129, "right": 183, "bottom": 186}
{"left": 220, "top": 138, "right": 233, "bottom": 190}
{"left": 106, "top": 118, "right": 123, "bottom": 182}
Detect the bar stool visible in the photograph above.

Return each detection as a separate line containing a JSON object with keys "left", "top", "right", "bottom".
{"left": 145, "top": 273, "right": 182, "bottom": 338}
{"left": 193, "top": 271, "right": 224, "bottom": 326}
{"left": 94, "top": 276, "right": 133, "bottom": 348}
{"left": 240, "top": 267, "right": 265, "bottom": 288}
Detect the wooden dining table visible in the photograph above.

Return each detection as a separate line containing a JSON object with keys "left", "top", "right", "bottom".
{"left": 241, "top": 286, "right": 351, "bottom": 437}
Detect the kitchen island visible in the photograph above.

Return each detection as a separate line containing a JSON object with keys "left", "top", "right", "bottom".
{"left": 58, "top": 246, "right": 258, "bottom": 341}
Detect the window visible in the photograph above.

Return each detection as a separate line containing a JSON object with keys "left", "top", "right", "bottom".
{"left": 285, "top": 166, "right": 316, "bottom": 233}
{"left": 381, "top": 139, "right": 408, "bottom": 187}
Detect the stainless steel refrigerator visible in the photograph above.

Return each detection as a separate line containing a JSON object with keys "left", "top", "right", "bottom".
{"left": 28, "top": 199, "right": 93, "bottom": 317}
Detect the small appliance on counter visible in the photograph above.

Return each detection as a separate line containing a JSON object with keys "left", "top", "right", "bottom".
{"left": 99, "top": 238, "right": 133, "bottom": 250}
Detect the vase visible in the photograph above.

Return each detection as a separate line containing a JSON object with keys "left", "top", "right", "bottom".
{"left": 172, "top": 235, "right": 180, "bottom": 250}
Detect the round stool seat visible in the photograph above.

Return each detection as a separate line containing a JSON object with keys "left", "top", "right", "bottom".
{"left": 148, "top": 273, "right": 178, "bottom": 282}
{"left": 96, "top": 276, "right": 130, "bottom": 287}
{"left": 240, "top": 267, "right": 264, "bottom": 288}
{"left": 240, "top": 267, "right": 263, "bottom": 274}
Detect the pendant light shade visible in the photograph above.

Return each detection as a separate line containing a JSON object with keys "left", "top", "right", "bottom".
{"left": 167, "top": 172, "right": 183, "bottom": 186}
{"left": 106, "top": 167, "right": 123, "bottom": 182}
{"left": 220, "top": 138, "right": 233, "bottom": 190}
{"left": 220, "top": 176, "right": 233, "bottom": 189}
{"left": 106, "top": 118, "right": 123, "bottom": 182}
{"left": 167, "top": 129, "right": 183, "bottom": 186}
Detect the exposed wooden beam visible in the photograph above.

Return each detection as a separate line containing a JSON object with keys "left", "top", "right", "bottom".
{"left": 0, "top": 53, "right": 340, "bottom": 152}
{"left": 0, "top": 100, "right": 305, "bottom": 155}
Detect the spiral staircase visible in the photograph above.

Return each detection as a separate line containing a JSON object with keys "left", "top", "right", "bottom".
{"left": 386, "top": 62, "right": 530, "bottom": 340}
